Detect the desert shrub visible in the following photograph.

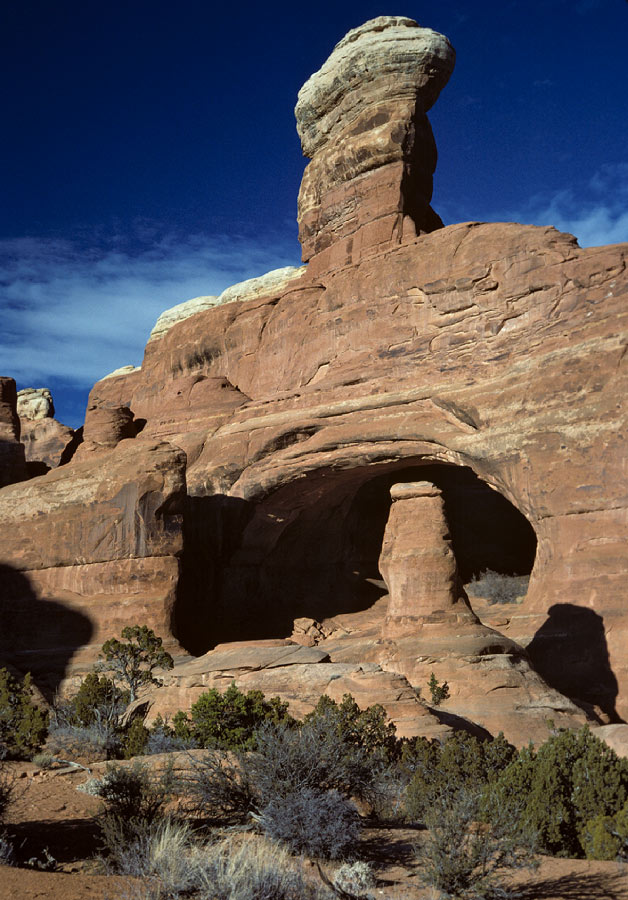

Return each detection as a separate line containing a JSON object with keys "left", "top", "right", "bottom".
{"left": 61, "top": 672, "right": 128, "bottom": 728}
{"left": 103, "top": 815, "right": 196, "bottom": 889}
{"left": 252, "top": 714, "right": 382, "bottom": 804}
{"left": 121, "top": 716, "right": 150, "bottom": 759}
{"left": 489, "top": 726, "right": 628, "bottom": 857}
{"left": 466, "top": 571, "right": 529, "bottom": 605}
{"left": 254, "top": 787, "right": 360, "bottom": 859}
{"left": 405, "top": 731, "right": 516, "bottom": 822}
{"left": 367, "top": 763, "right": 411, "bottom": 824}
{"left": 46, "top": 722, "right": 120, "bottom": 760}
{"left": 580, "top": 803, "right": 628, "bottom": 861}
{"left": 94, "top": 761, "right": 174, "bottom": 852}
{"left": 417, "top": 786, "right": 537, "bottom": 900}
{"left": 144, "top": 714, "right": 198, "bottom": 755}
{"left": 0, "top": 668, "right": 48, "bottom": 759}
{"left": 173, "top": 682, "right": 294, "bottom": 751}
{"left": 49, "top": 673, "right": 129, "bottom": 760}
{"left": 304, "top": 693, "right": 398, "bottom": 761}
{"left": 333, "top": 860, "right": 376, "bottom": 897}
{"left": 32, "top": 751, "right": 54, "bottom": 769}
{"left": 183, "top": 749, "right": 256, "bottom": 825}
{"left": 0, "top": 754, "right": 15, "bottom": 823}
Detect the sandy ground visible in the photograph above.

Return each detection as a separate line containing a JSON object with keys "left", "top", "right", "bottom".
{"left": 1, "top": 758, "right": 627, "bottom": 899}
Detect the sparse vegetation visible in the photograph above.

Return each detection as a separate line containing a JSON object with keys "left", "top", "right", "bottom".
{"left": 466, "top": 570, "right": 529, "bottom": 605}
{"left": 417, "top": 786, "right": 537, "bottom": 899}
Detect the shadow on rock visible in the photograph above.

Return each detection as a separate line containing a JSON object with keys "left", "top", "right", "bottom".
{"left": 527, "top": 603, "right": 621, "bottom": 723}
{"left": 0, "top": 564, "right": 94, "bottom": 699}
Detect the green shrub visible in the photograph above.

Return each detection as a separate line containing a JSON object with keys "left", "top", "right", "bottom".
{"left": 64, "top": 672, "right": 128, "bottom": 728}
{"left": 121, "top": 716, "right": 150, "bottom": 759}
{"left": 428, "top": 672, "right": 450, "bottom": 707}
{"left": 580, "top": 803, "right": 628, "bottom": 861}
{"left": 489, "top": 726, "right": 628, "bottom": 857}
{"left": 405, "top": 731, "right": 516, "bottom": 822}
{"left": 0, "top": 668, "right": 48, "bottom": 759}
{"left": 304, "top": 693, "right": 398, "bottom": 761}
{"left": 173, "top": 682, "right": 294, "bottom": 750}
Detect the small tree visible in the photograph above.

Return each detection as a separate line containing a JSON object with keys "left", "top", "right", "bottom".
{"left": 428, "top": 672, "right": 450, "bottom": 707}
{"left": 0, "top": 668, "right": 48, "bottom": 759}
{"left": 99, "top": 626, "right": 174, "bottom": 702}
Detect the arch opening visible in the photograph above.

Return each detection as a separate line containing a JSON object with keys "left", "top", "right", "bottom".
{"left": 175, "top": 460, "right": 537, "bottom": 654}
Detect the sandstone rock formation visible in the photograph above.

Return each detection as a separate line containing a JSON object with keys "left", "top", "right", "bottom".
{"left": 0, "top": 377, "right": 25, "bottom": 488}
{"left": 0, "top": 440, "right": 186, "bottom": 694}
{"left": 17, "top": 387, "right": 79, "bottom": 473}
{"left": 0, "top": 16, "right": 626, "bottom": 743}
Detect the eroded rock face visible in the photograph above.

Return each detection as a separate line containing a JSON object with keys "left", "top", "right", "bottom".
{"left": 296, "top": 16, "right": 455, "bottom": 273}
{"left": 0, "top": 440, "right": 187, "bottom": 693}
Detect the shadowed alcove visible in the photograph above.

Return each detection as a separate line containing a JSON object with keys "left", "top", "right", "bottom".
{"left": 176, "top": 460, "right": 537, "bottom": 653}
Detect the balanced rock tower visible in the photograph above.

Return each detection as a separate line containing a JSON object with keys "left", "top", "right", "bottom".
{"left": 296, "top": 16, "right": 455, "bottom": 274}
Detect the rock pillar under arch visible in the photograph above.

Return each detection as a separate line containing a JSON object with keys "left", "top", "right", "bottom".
{"left": 380, "top": 480, "right": 479, "bottom": 639}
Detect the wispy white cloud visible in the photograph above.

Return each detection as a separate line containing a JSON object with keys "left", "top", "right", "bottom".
{"left": 517, "top": 163, "right": 628, "bottom": 248}
{"left": 0, "top": 227, "right": 301, "bottom": 396}
{"left": 439, "top": 163, "right": 628, "bottom": 249}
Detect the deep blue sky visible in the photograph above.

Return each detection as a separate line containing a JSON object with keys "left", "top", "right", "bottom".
{"left": 2, "top": 0, "right": 627, "bottom": 428}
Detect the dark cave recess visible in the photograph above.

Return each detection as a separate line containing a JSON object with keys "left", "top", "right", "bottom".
{"left": 176, "top": 461, "right": 537, "bottom": 653}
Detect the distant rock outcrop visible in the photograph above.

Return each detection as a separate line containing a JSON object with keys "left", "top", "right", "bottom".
{"left": 0, "top": 16, "right": 626, "bottom": 743}
{"left": 17, "top": 387, "right": 79, "bottom": 473}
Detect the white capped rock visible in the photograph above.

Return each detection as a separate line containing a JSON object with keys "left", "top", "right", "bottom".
{"left": 101, "top": 364, "right": 142, "bottom": 381}
{"left": 148, "top": 266, "right": 305, "bottom": 343}
{"left": 16, "top": 387, "right": 54, "bottom": 420}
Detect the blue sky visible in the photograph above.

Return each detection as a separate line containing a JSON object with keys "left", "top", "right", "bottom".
{"left": 1, "top": 0, "right": 627, "bottom": 428}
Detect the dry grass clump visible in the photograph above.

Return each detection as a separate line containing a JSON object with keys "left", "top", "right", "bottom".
{"left": 106, "top": 830, "right": 331, "bottom": 900}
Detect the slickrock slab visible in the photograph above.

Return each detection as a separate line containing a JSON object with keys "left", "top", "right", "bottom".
{"left": 149, "top": 653, "right": 451, "bottom": 741}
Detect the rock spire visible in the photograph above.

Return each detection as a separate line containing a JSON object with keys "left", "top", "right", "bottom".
{"left": 295, "top": 16, "right": 455, "bottom": 274}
